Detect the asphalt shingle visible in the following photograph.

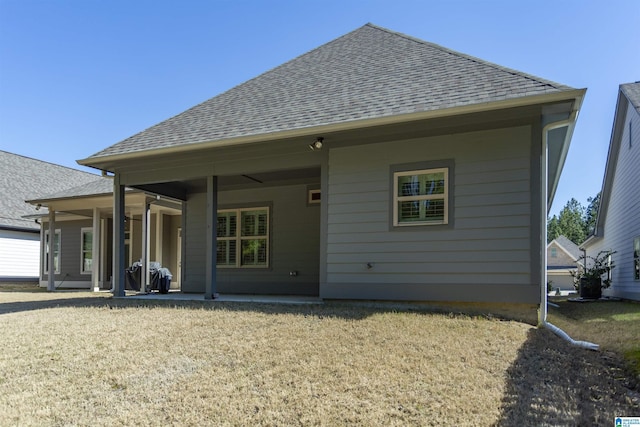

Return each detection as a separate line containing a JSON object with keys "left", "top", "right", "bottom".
{"left": 0, "top": 151, "right": 98, "bottom": 230}
{"left": 85, "top": 23, "right": 576, "bottom": 161}
{"left": 554, "top": 235, "right": 582, "bottom": 260}
{"left": 621, "top": 81, "right": 640, "bottom": 114}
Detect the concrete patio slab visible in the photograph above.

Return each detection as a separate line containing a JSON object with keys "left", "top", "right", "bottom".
{"left": 123, "top": 291, "right": 323, "bottom": 305}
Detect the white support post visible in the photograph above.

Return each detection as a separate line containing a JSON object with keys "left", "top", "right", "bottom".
{"left": 155, "top": 209, "right": 164, "bottom": 265}
{"left": 47, "top": 209, "right": 56, "bottom": 292}
{"left": 141, "top": 201, "right": 151, "bottom": 292}
{"left": 92, "top": 207, "right": 101, "bottom": 291}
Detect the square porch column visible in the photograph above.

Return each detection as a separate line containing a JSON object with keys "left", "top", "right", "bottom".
{"left": 47, "top": 208, "right": 56, "bottom": 292}
{"left": 141, "top": 200, "right": 151, "bottom": 292}
{"left": 92, "top": 207, "right": 101, "bottom": 291}
{"left": 205, "top": 175, "right": 218, "bottom": 299}
{"left": 113, "top": 173, "right": 126, "bottom": 297}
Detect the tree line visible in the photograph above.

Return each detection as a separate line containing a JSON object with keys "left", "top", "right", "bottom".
{"left": 547, "top": 193, "right": 600, "bottom": 245}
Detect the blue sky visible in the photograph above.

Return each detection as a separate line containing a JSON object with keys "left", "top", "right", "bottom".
{"left": 0, "top": 0, "right": 638, "bottom": 216}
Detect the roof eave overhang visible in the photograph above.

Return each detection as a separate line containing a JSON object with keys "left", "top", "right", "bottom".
{"left": 580, "top": 234, "right": 601, "bottom": 249}
{"left": 78, "top": 89, "right": 587, "bottom": 171}
{"left": 26, "top": 192, "right": 116, "bottom": 206}
{"left": 546, "top": 89, "right": 586, "bottom": 207}
{"left": 0, "top": 224, "right": 40, "bottom": 233}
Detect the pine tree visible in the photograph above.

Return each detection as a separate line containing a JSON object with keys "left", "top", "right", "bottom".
{"left": 547, "top": 198, "right": 587, "bottom": 244}
{"left": 584, "top": 192, "right": 601, "bottom": 236}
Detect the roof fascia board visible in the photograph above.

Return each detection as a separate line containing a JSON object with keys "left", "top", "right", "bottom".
{"left": 580, "top": 234, "right": 601, "bottom": 249}
{"left": 26, "top": 188, "right": 141, "bottom": 206}
{"left": 0, "top": 224, "right": 40, "bottom": 233}
{"left": 27, "top": 192, "right": 116, "bottom": 205}
{"left": 78, "top": 89, "right": 586, "bottom": 170}
{"left": 592, "top": 88, "right": 630, "bottom": 237}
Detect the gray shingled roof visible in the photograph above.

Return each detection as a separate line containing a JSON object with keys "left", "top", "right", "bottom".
{"left": 27, "top": 177, "right": 116, "bottom": 203}
{"left": 621, "top": 81, "right": 640, "bottom": 114}
{"left": 0, "top": 151, "right": 99, "bottom": 231}
{"left": 85, "top": 23, "right": 575, "bottom": 161}
{"left": 553, "top": 235, "right": 581, "bottom": 260}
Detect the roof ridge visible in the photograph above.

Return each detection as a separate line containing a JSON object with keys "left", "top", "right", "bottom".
{"left": 0, "top": 150, "right": 97, "bottom": 176}
{"left": 364, "top": 23, "right": 569, "bottom": 91}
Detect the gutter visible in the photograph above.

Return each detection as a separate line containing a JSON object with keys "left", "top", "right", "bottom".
{"left": 538, "top": 108, "right": 599, "bottom": 351}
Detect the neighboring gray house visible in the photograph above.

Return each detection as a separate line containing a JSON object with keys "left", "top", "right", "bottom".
{"left": 0, "top": 151, "right": 97, "bottom": 282}
{"left": 547, "top": 235, "right": 581, "bottom": 293}
{"left": 77, "top": 24, "right": 585, "bottom": 323}
{"left": 26, "top": 177, "right": 182, "bottom": 290}
{"left": 582, "top": 82, "right": 640, "bottom": 301}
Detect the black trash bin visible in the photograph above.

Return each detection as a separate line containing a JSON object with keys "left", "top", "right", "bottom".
{"left": 157, "top": 268, "right": 172, "bottom": 294}
{"left": 125, "top": 262, "right": 142, "bottom": 291}
{"left": 146, "top": 262, "right": 162, "bottom": 291}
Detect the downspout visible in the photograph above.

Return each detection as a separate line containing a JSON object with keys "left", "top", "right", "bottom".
{"left": 539, "top": 111, "right": 599, "bottom": 351}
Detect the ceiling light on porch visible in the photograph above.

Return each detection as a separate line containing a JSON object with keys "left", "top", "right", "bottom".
{"left": 308, "top": 137, "right": 324, "bottom": 151}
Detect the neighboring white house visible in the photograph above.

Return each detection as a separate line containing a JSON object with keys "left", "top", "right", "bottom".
{"left": 0, "top": 151, "right": 98, "bottom": 282}
{"left": 547, "top": 235, "right": 581, "bottom": 293}
{"left": 582, "top": 82, "right": 640, "bottom": 301}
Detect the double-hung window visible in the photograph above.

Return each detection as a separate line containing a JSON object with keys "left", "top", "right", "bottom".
{"left": 217, "top": 207, "right": 269, "bottom": 268}
{"left": 393, "top": 168, "right": 448, "bottom": 226}
{"left": 44, "top": 229, "right": 61, "bottom": 274}
{"left": 81, "top": 228, "right": 93, "bottom": 275}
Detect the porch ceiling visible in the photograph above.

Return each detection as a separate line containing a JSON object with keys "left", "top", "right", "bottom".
{"left": 134, "top": 167, "right": 321, "bottom": 198}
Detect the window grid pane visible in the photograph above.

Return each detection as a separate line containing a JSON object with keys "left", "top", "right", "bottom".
{"left": 217, "top": 208, "right": 268, "bottom": 268}
{"left": 83, "top": 253, "right": 92, "bottom": 272}
{"left": 397, "top": 172, "right": 445, "bottom": 197}
{"left": 217, "top": 212, "right": 237, "bottom": 238}
{"left": 45, "top": 231, "right": 61, "bottom": 274}
{"left": 394, "top": 168, "right": 448, "bottom": 226}
{"left": 241, "top": 239, "right": 267, "bottom": 266}
{"left": 217, "top": 240, "right": 237, "bottom": 266}
{"left": 398, "top": 199, "right": 445, "bottom": 223}
{"left": 241, "top": 210, "right": 268, "bottom": 237}
{"left": 81, "top": 230, "right": 93, "bottom": 274}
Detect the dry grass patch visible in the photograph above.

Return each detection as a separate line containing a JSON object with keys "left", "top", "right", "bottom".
{"left": 0, "top": 291, "right": 638, "bottom": 426}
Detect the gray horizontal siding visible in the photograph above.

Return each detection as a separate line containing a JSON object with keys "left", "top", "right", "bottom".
{"left": 41, "top": 219, "right": 93, "bottom": 285}
{"left": 183, "top": 184, "right": 320, "bottom": 295}
{"left": 325, "top": 125, "right": 534, "bottom": 303}
{"left": 183, "top": 192, "right": 207, "bottom": 292}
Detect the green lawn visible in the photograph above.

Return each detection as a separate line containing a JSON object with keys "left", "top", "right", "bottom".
{"left": 548, "top": 297, "right": 640, "bottom": 375}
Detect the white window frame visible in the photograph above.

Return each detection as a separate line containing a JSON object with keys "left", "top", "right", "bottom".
{"left": 308, "top": 189, "right": 321, "bottom": 205}
{"left": 393, "top": 168, "right": 449, "bottom": 226}
{"left": 217, "top": 207, "right": 270, "bottom": 268}
{"left": 80, "top": 228, "right": 93, "bottom": 275}
{"left": 44, "top": 229, "right": 61, "bottom": 274}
